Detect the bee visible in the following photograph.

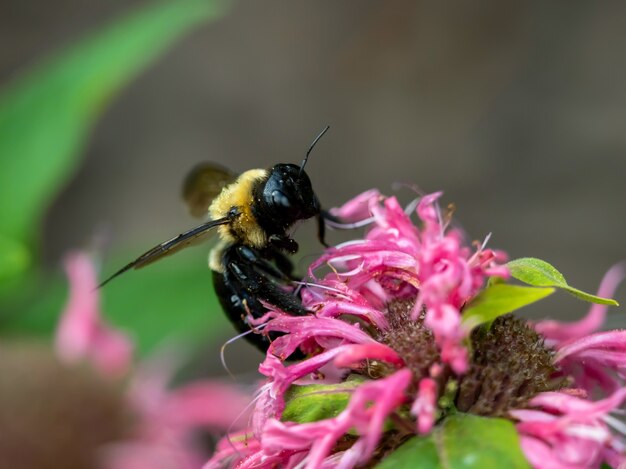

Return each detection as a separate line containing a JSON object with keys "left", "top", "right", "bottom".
{"left": 99, "top": 127, "right": 331, "bottom": 351}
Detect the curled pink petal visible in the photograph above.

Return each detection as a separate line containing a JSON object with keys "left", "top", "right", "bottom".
{"left": 411, "top": 378, "right": 437, "bottom": 434}
{"left": 333, "top": 343, "right": 405, "bottom": 368}
{"left": 555, "top": 331, "right": 626, "bottom": 365}
{"left": 513, "top": 388, "right": 626, "bottom": 468}
{"left": 328, "top": 189, "right": 382, "bottom": 222}
{"left": 260, "top": 370, "right": 412, "bottom": 469}
{"left": 528, "top": 388, "right": 626, "bottom": 417}
{"left": 518, "top": 436, "right": 586, "bottom": 469}
{"left": 267, "top": 316, "right": 377, "bottom": 359}
{"left": 55, "top": 252, "right": 133, "bottom": 378}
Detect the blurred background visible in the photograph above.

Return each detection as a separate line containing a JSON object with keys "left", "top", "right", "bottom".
{"left": 0, "top": 0, "right": 625, "bottom": 375}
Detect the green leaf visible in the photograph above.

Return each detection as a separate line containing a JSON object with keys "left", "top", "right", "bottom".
{"left": 0, "top": 0, "right": 229, "bottom": 282}
{"left": 508, "top": 258, "right": 619, "bottom": 306}
{"left": 0, "top": 235, "right": 31, "bottom": 282}
{"left": 282, "top": 377, "right": 365, "bottom": 424}
{"left": 375, "top": 414, "right": 530, "bottom": 469}
{"left": 462, "top": 284, "right": 554, "bottom": 328}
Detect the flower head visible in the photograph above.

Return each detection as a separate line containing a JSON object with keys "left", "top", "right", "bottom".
{"left": 206, "top": 189, "right": 624, "bottom": 469}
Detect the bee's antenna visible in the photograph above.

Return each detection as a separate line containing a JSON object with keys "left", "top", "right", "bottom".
{"left": 300, "top": 125, "right": 330, "bottom": 175}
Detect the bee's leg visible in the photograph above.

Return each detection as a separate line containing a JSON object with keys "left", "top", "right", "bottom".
{"left": 268, "top": 234, "right": 299, "bottom": 255}
{"left": 227, "top": 249, "right": 308, "bottom": 317}
{"left": 240, "top": 244, "right": 298, "bottom": 282}
{"left": 225, "top": 245, "right": 306, "bottom": 315}
{"left": 212, "top": 270, "right": 271, "bottom": 351}
{"left": 268, "top": 249, "right": 298, "bottom": 281}
{"left": 214, "top": 244, "right": 307, "bottom": 355}
{"left": 235, "top": 245, "right": 291, "bottom": 282}
{"left": 317, "top": 212, "right": 328, "bottom": 247}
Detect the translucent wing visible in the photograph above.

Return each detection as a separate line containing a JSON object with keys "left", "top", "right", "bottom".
{"left": 182, "top": 162, "right": 236, "bottom": 218}
{"left": 98, "top": 217, "right": 230, "bottom": 288}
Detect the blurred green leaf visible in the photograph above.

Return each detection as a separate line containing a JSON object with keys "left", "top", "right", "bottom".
{"left": 462, "top": 284, "right": 554, "bottom": 329}
{"left": 0, "top": 235, "right": 31, "bottom": 281}
{"left": 375, "top": 414, "right": 530, "bottom": 469}
{"left": 508, "top": 257, "right": 619, "bottom": 306}
{"left": 0, "top": 248, "right": 230, "bottom": 356}
{"left": 0, "top": 0, "right": 229, "bottom": 284}
{"left": 282, "top": 377, "right": 365, "bottom": 424}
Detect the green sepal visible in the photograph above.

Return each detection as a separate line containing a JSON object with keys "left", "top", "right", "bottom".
{"left": 282, "top": 376, "right": 365, "bottom": 424}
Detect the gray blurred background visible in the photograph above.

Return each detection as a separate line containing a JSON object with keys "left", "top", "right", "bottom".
{"left": 2, "top": 0, "right": 625, "bottom": 327}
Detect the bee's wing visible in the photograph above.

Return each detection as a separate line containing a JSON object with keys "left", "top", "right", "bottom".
{"left": 98, "top": 217, "right": 230, "bottom": 288}
{"left": 182, "top": 162, "right": 237, "bottom": 218}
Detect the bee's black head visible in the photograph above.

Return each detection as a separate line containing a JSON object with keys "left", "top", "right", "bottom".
{"left": 253, "top": 163, "right": 320, "bottom": 235}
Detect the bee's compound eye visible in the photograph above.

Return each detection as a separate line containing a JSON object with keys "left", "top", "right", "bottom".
{"left": 271, "top": 190, "right": 292, "bottom": 209}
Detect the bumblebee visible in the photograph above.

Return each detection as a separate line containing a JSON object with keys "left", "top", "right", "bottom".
{"left": 100, "top": 127, "right": 331, "bottom": 350}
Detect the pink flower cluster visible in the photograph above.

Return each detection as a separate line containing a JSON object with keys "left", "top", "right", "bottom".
{"left": 313, "top": 190, "right": 508, "bottom": 375}
{"left": 55, "top": 253, "right": 251, "bottom": 469}
{"left": 514, "top": 264, "right": 626, "bottom": 469}
{"left": 206, "top": 191, "right": 511, "bottom": 467}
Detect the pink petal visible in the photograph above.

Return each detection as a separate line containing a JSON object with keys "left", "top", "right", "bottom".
{"left": 329, "top": 189, "right": 382, "bottom": 222}
{"left": 260, "top": 369, "right": 412, "bottom": 469}
{"left": 411, "top": 378, "right": 437, "bottom": 434}
{"left": 203, "top": 431, "right": 261, "bottom": 469}
{"left": 555, "top": 330, "right": 626, "bottom": 365}
{"left": 518, "top": 436, "right": 589, "bottom": 469}
{"left": 333, "top": 343, "right": 405, "bottom": 368}
{"left": 161, "top": 381, "right": 251, "bottom": 430}
{"left": 55, "top": 252, "right": 133, "bottom": 378}
{"left": 529, "top": 388, "right": 626, "bottom": 418}
{"left": 416, "top": 191, "right": 443, "bottom": 225}
{"left": 103, "top": 441, "right": 203, "bottom": 469}
{"left": 266, "top": 316, "right": 377, "bottom": 359}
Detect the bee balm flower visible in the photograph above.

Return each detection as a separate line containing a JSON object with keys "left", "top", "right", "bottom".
{"left": 206, "top": 190, "right": 624, "bottom": 469}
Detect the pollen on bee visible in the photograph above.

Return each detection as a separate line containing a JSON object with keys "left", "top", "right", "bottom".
{"left": 208, "top": 169, "right": 268, "bottom": 248}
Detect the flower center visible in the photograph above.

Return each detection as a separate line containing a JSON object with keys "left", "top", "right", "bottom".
{"left": 378, "top": 299, "right": 565, "bottom": 417}
{"left": 377, "top": 299, "right": 440, "bottom": 383}
{"left": 457, "top": 314, "right": 566, "bottom": 416}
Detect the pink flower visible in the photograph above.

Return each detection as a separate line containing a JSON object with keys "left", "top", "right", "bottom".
{"left": 308, "top": 191, "right": 507, "bottom": 374}
{"left": 511, "top": 389, "right": 626, "bottom": 469}
{"left": 509, "top": 263, "right": 626, "bottom": 468}
{"left": 206, "top": 188, "right": 625, "bottom": 469}
{"left": 207, "top": 190, "right": 513, "bottom": 468}
{"left": 54, "top": 252, "right": 251, "bottom": 469}
{"left": 55, "top": 252, "right": 134, "bottom": 377}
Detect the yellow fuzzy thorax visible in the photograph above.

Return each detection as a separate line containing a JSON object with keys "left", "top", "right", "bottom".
{"left": 208, "top": 168, "right": 268, "bottom": 249}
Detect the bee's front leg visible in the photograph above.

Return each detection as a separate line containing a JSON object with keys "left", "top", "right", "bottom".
{"left": 225, "top": 244, "right": 307, "bottom": 317}
{"left": 268, "top": 234, "right": 299, "bottom": 254}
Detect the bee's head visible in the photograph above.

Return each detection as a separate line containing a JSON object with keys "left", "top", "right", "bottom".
{"left": 252, "top": 126, "right": 328, "bottom": 236}
{"left": 259, "top": 163, "right": 320, "bottom": 224}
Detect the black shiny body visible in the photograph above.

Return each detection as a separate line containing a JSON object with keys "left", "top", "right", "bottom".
{"left": 212, "top": 243, "right": 305, "bottom": 350}
{"left": 213, "top": 163, "right": 326, "bottom": 351}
